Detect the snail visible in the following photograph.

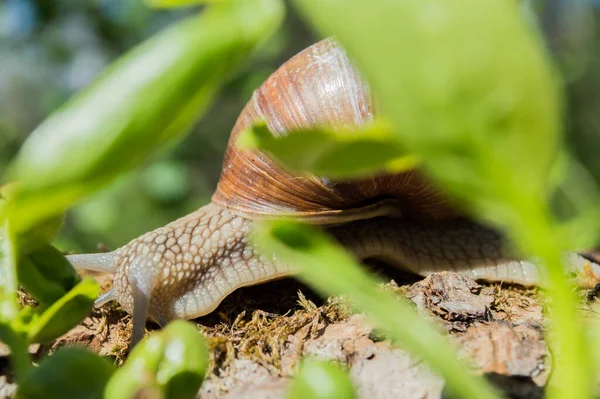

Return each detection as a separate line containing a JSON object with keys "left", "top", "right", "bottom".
{"left": 67, "top": 38, "right": 600, "bottom": 344}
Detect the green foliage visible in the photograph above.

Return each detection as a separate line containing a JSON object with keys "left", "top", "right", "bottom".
{"left": 292, "top": 0, "right": 558, "bottom": 225}
{"left": 1, "top": 0, "right": 599, "bottom": 398}
{"left": 19, "top": 245, "right": 81, "bottom": 307}
{"left": 254, "top": 220, "right": 500, "bottom": 399}
{"left": 105, "top": 321, "right": 209, "bottom": 399}
{"left": 0, "top": 1, "right": 284, "bottom": 396}
{"left": 26, "top": 278, "right": 99, "bottom": 343}
{"left": 3, "top": 0, "right": 285, "bottom": 235}
{"left": 286, "top": 358, "right": 356, "bottom": 399}
{"left": 145, "top": 0, "right": 217, "bottom": 8}
{"left": 0, "top": 218, "right": 18, "bottom": 322}
{"left": 16, "top": 348, "right": 115, "bottom": 399}
{"left": 237, "top": 121, "right": 419, "bottom": 179}
{"left": 284, "top": 1, "right": 594, "bottom": 398}
{"left": 1, "top": 183, "right": 65, "bottom": 254}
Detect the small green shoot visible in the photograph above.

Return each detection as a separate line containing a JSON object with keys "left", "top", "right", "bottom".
{"left": 253, "top": 220, "right": 500, "bottom": 399}
{"left": 286, "top": 358, "right": 356, "bottom": 399}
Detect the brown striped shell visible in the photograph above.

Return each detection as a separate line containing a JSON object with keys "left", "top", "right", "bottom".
{"left": 212, "top": 38, "right": 456, "bottom": 223}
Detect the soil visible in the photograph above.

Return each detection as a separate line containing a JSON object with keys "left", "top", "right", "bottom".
{"left": 2, "top": 264, "right": 600, "bottom": 399}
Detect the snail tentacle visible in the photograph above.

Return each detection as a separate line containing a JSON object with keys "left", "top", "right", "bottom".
{"left": 66, "top": 252, "right": 118, "bottom": 273}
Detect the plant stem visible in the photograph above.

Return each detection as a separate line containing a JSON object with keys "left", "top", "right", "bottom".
{"left": 7, "top": 330, "right": 30, "bottom": 381}
{"left": 510, "top": 195, "right": 593, "bottom": 399}
{"left": 0, "top": 219, "right": 31, "bottom": 380}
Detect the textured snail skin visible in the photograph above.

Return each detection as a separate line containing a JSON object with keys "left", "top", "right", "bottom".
{"left": 66, "top": 38, "right": 600, "bottom": 344}
{"left": 111, "top": 203, "right": 289, "bottom": 323}
{"left": 76, "top": 203, "right": 600, "bottom": 330}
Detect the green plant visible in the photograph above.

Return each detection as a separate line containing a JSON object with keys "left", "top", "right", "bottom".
{"left": 1, "top": 0, "right": 599, "bottom": 398}
{"left": 246, "top": 0, "right": 600, "bottom": 398}
{"left": 105, "top": 321, "right": 208, "bottom": 399}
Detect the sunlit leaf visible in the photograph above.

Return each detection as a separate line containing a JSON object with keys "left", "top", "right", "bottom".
{"left": 156, "top": 321, "right": 209, "bottom": 399}
{"left": 253, "top": 220, "right": 500, "bottom": 399}
{"left": 145, "top": 0, "right": 219, "bottom": 8}
{"left": 293, "top": 0, "right": 559, "bottom": 218}
{"left": 17, "top": 347, "right": 114, "bottom": 399}
{"left": 287, "top": 358, "right": 356, "bottom": 399}
{"left": 105, "top": 320, "right": 208, "bottom": 399}
{"left": 551, "top": 154, "right": 600, "bottom": 250}
{"left": 0, "top": 183, "right": 65, "bottom": 253}
{"left": 0, "top": 322, "right": 30, "bottom": 381}
{"left": 4, "top": 0, "right": 285, "bottom": 233}
{"left": 237, "top": 121, "right": 419, "bottom": 179}
{"left": 104, "top": 334, "right": 165, "bottom": 399}
{"left": 18, "top": 245, "right": 81, "bottom": 307}
{"left": 27, "top": 278, "right": 99, "bottom": 343}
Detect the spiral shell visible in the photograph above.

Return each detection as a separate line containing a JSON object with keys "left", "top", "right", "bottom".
{"left": 213, "top": 38, "right": 455, "bottom": 222}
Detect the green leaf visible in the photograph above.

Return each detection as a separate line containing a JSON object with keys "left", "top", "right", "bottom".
{"left": 293, "top": 3, "right": 593, "bottom": 398}
{"left": 157, "top": 321, "right": 209, "bottom": 399}
{"left": 17, "top": 215, "right": 65, "bottom": 254}
{"left": 4, "top": 0, "right": 285, "bottom": 234}
{"left": 293, "top": 0, "right": 559, "bottom": 220}
{"left": 18, "top": 245, "right": 81, "bottom": 307}
{"left": 145, "top": 0, "right": 219, "bottom": 8}
{"left": 27, "top": 278, "right": 99, "bottom": 343}
{"left": 1, "top": 183, "right": 65, "bottom": 254}
{"left": 252, "top": 220, "right": 500, "bottom": 399}
{"left": 0, "top": 322, "right": 30, "bottom": 381}
{"left": 105, "top": 320, "right": 208, "bottom": 399}
{"left": 0, "top": 218, "right": 18, "bottom": 322}
{"left": 104, "top": 334, "right": 165, "bottom": 399}
{"left": 287, "top": 359, "right": 356, "bottom": 399}
{"left": 16, "top": 347, "right": 114, "bottom": 399}
{"left": 237, "top": 121, "right": 419, "bottom": 179}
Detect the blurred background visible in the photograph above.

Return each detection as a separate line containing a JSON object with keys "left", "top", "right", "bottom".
{"left": 0, "top": 0, "right": 599, "bottom": 252}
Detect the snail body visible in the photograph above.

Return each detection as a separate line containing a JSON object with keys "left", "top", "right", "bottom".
{"left": 67, "top": 39, "right": 600, "bottom": 344}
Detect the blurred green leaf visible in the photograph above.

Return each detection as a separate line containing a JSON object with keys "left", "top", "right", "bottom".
{"left": 104, "top": 334, "right": 165, "bottom": 399}
{"left": 551, "top": 154, "right": 600, "bottom": 249}
{"left": 27, "top": 278, "right": 99, "bottom": 343}
{"left": 18, "top": 245, "right": 81, "bottom": 307}
{"left": 1, "top": 183, "right": 65, "bottom": 254}
{"left": 287, "top": 358, "right": 356, "bottom": 399}
{"left": 237, "top": 121, "right": 419, "bottom": 179}
{"left": 0, "top": 218, "right": 18, "bottom": 322}
{"left": 157, "top": 321, "right": 209, "bottom": 399}
{"left": 293, "top": 0, "right": 559, "bottom": 220}
{"left": 17, "top": 215, "right": 65, "bottom": 254}
{"left": 0, "top": 322, "right": 30, "bottom": 381}
{"left": 4, "top": 0, "right": 285, "bottom": 233}
{"left": 253, "top": 220, "right": 499, "bottom": 399}
{"left": 293, "top": 2, "right": 592, "bottom": 398}
{"left": 0, "top": 217, "right": 32, "bottom": 380}
{"left": 145, "top": 0, "right": 219, "bottom": 8}
{"left": 16, "top": 347, "right": 114, "bottom": 399}
{"left": 105, "top": 320, "right": 208, "bottom": 399}
{"left": 142, "top": 161, "right": 190, "bottom": 203}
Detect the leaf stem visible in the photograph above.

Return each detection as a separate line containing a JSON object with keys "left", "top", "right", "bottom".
{"left": 509, "top": 196, "right": 593, "bottom": 399}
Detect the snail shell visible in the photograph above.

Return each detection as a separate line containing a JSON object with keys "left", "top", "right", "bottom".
{"left": 213, "top": 38, "right": 456, "bottom": 223}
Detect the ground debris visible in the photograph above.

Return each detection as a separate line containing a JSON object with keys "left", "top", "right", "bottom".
{"left": 3, "top": 271, "right": 577, "bottom": 399}
{"left": 454, "top": 321, "right": 548, "bottom": 385}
